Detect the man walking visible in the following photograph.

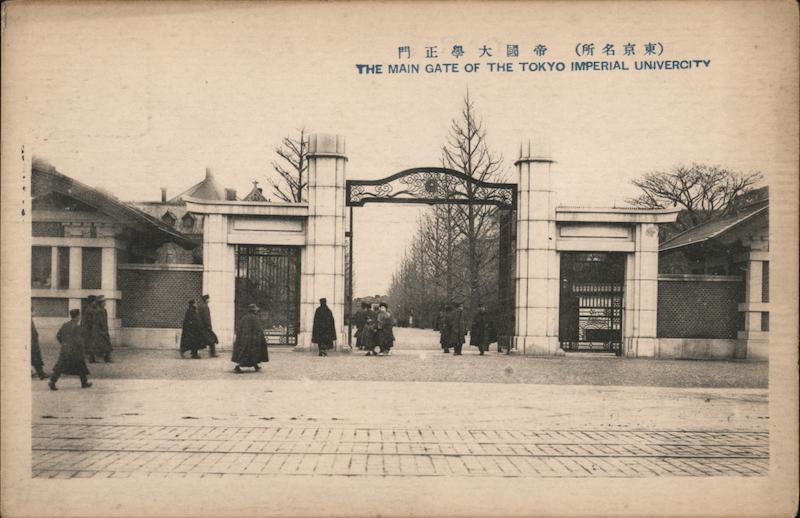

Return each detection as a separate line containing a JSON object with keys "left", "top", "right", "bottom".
{"left": 470, "top": 304, "right": 496, "bottom": 356}
{"left": 354, "top": 302, "right": 369, "bottom": 350}
{"left": 31, "top": 309, "right": 48, "bottom": 380}
{"left": 232, "top": 303, "right": 268, "bottom": 372}
{"left": 180, "top": 299, "right": 206, "bottom": 359}
{"left": 375, "top": 302, "right": 395, "bottom": 355}
{"left": 86, "top": 295, "right": 113, "bottom": 363}
{"left": 439, "top": 304, "right": 451, "bottom": 353}
{"left": 312, "top": 298, "right": 336, "bottom": 357}
{"left": 49, "top": 309, "right": 92, "bottom": 390}
{"left": 197, "top": 294, "right": 219, "bottom": 357}
{"left": 450, "top": 302, "right": 466, "bottom": 356}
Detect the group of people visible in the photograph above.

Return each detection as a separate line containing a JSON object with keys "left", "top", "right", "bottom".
{"left": 30, "top": 294, "right": 113, "bottom": 390}
{"left": 436, "top": 302, "right": 498, "bottom": 355}
{"left": 352, "top": 302, "right": 395, "bottom": 356}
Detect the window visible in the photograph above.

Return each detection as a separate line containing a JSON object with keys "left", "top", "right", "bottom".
{"left": 161, "top": 211, "right": 176, "bottom": 226}
{"left": 57, "top": 247, "right": 70, "bottom": 289}
{"left": 82, "top": 248, "right": 102, "bottom": 289}
{"left": 31, "top": 247, "right": 52, "bottom": 288}
{"left": 761, "top": 261, "right": 769, "bottom": 303}
{"left": 761, "top": 312, "right": 769, "bottom": 332}
{"left": 181, "top": 213, "right": 195, "bottom": 230}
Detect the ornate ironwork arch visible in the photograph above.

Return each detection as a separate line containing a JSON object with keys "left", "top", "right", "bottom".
{"left": 346, "top": 167, "right": 517, "bottom": 210}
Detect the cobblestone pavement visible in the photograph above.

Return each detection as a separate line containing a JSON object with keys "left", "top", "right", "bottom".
{"left": 32, "top": 422, "right": 768, "bottom": 479}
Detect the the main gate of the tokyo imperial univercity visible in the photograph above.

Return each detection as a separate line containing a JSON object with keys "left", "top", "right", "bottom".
{"left": 345, "top": 168, "right": 518, "bottom": 346}
{"left": 188, "top": 134, "right": 677, "bottom": 357}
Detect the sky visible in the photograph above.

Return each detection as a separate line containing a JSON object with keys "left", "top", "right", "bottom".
{"left": 6, "top": 1, "right": 795, "bottom": 296}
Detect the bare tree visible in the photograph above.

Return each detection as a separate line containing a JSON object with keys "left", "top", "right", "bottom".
{"left": 441, "top": 92, "right": 506, "bottom": 315}
{"left": 270, "top": 128, "right": 308, "bottom": 202}
{"left": 627, "top": 164, "right": 763, "bottom": 231}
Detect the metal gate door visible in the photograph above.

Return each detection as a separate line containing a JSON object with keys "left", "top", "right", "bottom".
{"left": 559, "top": 252, "right": 625, "bottom": 354}
{"left": 235, "top": 245, "right": 301, "bottom": 345}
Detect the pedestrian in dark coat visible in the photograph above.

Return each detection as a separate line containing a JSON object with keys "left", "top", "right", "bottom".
{"left": 180, "top": 299, "right": 207, "bottom": 359}
{"left": 470, "top": 305, "right": 497, "bottom": 355}
{"left": 375, "top": 302, "right": 395, "bottom": 355}
{"left": 197, "top": 294, "right": 219, "bottom": 357}
{"left": 363, "top": 307, "right": 379, "bottom": 356}
{"left": 31, "top": 312, "right": 48, "bottom": 380}
{"left": 354, "top": 302, "right": 369, "bottom": 350}
{"left": 86, "top": 295, "right": 113, "bottom": 363}
{"left": 449, "top": 302, "right": 467, "bottom": 356}
{"left": 49, "top": 309, "right": 91, "bottom": 390}
{"left": 438, "top": 305, "right": 450, "bottom": 353}
{"left": 232, "top": 304, "right": 268, "bottom": 372}
{"left": 312, "top": 298, "right": 336, "bottom": 356}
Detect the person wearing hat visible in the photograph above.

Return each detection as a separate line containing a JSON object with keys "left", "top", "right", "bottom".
{"left": 448, "top": 301, "right": 467, "bottom": 356}
{"left": 311, "top": 298, "right": 336, "bottom": 357}
{"left": 86, "top": 295, "right": 113, "bottom": 363}
{"left": 353, "top": 302, "right": 369, "bottom": 350}
{"left": 49, "top": 309, "right": 92, "bottom": 390}
{"left": 180, "top": 299, "right": 206, "bottom": 359}
{"left": 470, "top": 304, "right": 497, "bottom": 356}
{"left": 196, "top": 294, "right": 219, "bottom": 358}
{"left": 231, "top": 303, "right": 268, "bottom": 372}
{"left": 375, "top": 302, "right": 395, "bottom": 355}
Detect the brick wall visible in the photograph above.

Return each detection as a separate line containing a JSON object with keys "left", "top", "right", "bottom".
{"left": 657, "top": 275, "right": 742, "bottom": 339}
{"left": 118, "top": 266, "right": 202, "bottom": 328}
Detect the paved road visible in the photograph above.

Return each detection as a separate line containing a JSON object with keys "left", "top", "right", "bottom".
{"left": 34, "top": 327, "right": 767, "bottom": 388}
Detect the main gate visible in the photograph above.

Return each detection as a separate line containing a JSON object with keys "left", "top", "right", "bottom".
{"left": 235, "top": 245, "right": 301, "bottom": 345}
{"left": 345, "top": 167, "right": 517, "bottom": 347}
{"left": 559, "top": 252, "right": 625, "bottom": 354}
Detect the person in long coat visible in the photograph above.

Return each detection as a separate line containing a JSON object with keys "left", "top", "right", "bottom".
{"left": 375, "top": 302, "right": 395, "bottom": 355}
{"left": 197, "top": 294, "right": 219, "bottom": 358}
{"left": 312, "top": 298, "right": 336, "bottom": 357}
{"left": 49, "top": 309, "right": 92, "bottom": 390}
{"left": 438, "top": 304, "right": 451, "bottom": 353}
{"left": 86, "top": 295, "right": 113, "bottom": 363}
{"left": 180, "top": 299, "right": 206, "bottom": 359}
{"left": 449, "top": 302, "right": 467, "bottom": 356}
{"left": 470, "top": 304, "right": 497, "bottom": 356}
{"left": 31, "top": 310, "right": 48, "bottom": 380}
{"left": 363, "top": 307, "right": 379, "bottom": 356}
{"left": 353, "top": 302, "right": 368, "bottom": 350}
{"left": 231, "top": 303, "right": 268, "bottom": 372}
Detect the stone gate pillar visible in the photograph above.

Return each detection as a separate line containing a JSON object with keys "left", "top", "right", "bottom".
{"left": 202, "top": 213, "right": 236, "bottom": 347}
{"left": 513, "top": 140, "right": 562, "bottom": 355}
{"left": 298, "top": 134, "right": 347, "bottom": 350}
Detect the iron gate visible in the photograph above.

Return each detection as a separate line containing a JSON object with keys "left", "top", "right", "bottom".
{"left": 235, "top": 245, "right": 301, "bottom": 345}
{"left": 559, "top": 252, "right": 625, "bottom": 354}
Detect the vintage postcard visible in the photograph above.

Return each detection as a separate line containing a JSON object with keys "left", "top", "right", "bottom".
{"left": 1, "top": 1, "right": 797, "bottom": 517}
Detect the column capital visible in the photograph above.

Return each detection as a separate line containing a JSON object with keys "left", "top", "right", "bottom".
{"left": 308, "top": 133, "right": 347, "bottom": 160}
{"left": 515, "top": 138, "right": 554, "bottom": 166}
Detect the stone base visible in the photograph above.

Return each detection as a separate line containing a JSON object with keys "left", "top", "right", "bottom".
{"left": 512, "top": 335, "right": 564, "bottom": 356}
{"left": 625, "top": 337, "right": 657, "bottom": 358}
{"left": 655, "top": 338, "right": 747, "bottom": 360}
{"left": 745, "top": 339, "right": 769, "bottom": 361}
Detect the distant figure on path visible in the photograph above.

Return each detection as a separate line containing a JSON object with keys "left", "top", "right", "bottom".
{"left": 197, "top": 294, "right": 219, "bottom": 358}
{"left": 31, "top": 309, "right": 48, "bottom": 380}
{"left": 231, "top": 303, "right": 269, "bottom": 372}
{"left": 449, "top": 302, "right": 466, "bottom": 356}
{"left": 470, "top": 304, "right": 497, "bottom": 356}
{"left": 440, "top": 304, "right": 452, "bottom": 353}
{"left": 49, "top": 309, "right": 92, "bottom": 390}
{"left": 312, "top": 298, "right": 336, "bottom": 357}
{"left": 354, "top": 302, "right": 369, "bottom": 350}
{"left": 375, "top": 302, "right": 395, "bottom": 355}
{"left": 180, "top": 299, "right": 206, "bottom": 359}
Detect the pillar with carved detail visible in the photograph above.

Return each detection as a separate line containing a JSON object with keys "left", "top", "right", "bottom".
{"left": 297, "top": 134, "right": 347, "bottom": 350}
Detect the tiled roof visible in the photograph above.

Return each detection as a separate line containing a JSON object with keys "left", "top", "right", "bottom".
{"left": 659, "top": 201, "right": 768, "bottom": 252}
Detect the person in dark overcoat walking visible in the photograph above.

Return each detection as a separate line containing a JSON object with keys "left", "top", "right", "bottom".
{"left": 375, "top": 302, "right": 395, "bottom": 355}
{"left": 31, "top": 309, "right": 48, "bottom": 380}
{"left": 180, "top": 299, "right": 207, "bottom": 359}
{"left": 438, "top": 304, "right": 451, "bottom": 353}
{"left": 354, "top": 302, "right": 369, "bottom": 350}
{"left": 197, "top": 294, "right": 219, "bottom": 358}
{"left": 231, "top": 303, "right": 268, "bottom": 372}
{"left": 86, "top": 295, "right": 113, "bottom": 363}
{"left": 49, "top": 309, "right": 92, "bottom": 390}
{"left": 470, "top": 304, "right": 497, "bottom": 355}
{"left": 449, "top": 302, "right": 467, "bottom": 356}
{"left": 312, "top": 298, "right": 336, "bottom": 357}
